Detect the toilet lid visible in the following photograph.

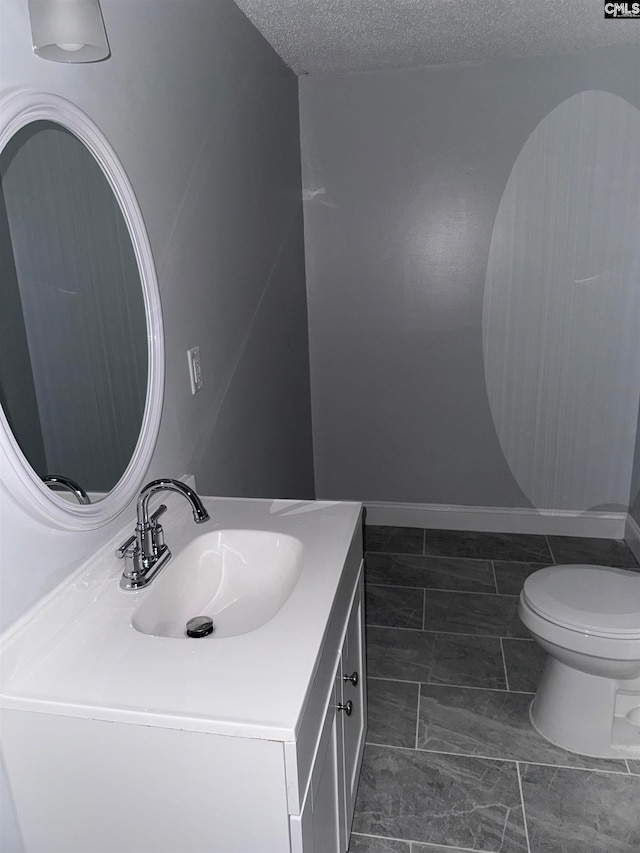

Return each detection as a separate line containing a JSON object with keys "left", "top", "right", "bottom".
{"left": 522, "top": 565, "right": 640, "bottom": 638}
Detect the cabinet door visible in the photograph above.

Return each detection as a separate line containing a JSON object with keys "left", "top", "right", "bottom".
{"left": 339, "top": 571, "right": 367, "bottom": 838}
{"left": 290, "top": 676, "right": 346, "bottom": 853}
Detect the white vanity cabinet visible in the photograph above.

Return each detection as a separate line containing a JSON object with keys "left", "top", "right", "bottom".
{"left": 0, "top": 497, "right": 366, "bottom": 853}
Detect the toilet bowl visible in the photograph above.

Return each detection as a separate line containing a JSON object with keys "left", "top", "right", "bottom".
{"left": 518, "top": 564, "right": 640, "bottom": 758}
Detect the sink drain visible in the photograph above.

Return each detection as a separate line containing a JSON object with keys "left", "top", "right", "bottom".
{"left": 185, "top": 616, "right": 215, "bottom": 638}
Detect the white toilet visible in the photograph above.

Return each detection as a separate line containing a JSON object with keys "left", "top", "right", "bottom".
{"left": 518, "top": 564, "right": 640, "bottom": 758}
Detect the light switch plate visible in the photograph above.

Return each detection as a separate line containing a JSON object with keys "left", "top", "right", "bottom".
{"left": 187, "top": 346, "right": 203, "bottom": 394}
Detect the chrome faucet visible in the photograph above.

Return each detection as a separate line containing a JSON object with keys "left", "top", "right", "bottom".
{"left": 117, "top": 479, "right": 210, "bottom": 590}
{"left": 42, "top": 474, "right": 90, "bottom": 505}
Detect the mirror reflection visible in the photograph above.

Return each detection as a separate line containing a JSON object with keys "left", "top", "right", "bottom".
{"left": 0, "top": 120, "right": 148, "bottom": 501}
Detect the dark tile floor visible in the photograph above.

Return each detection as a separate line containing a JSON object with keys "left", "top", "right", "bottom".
{"left": 350, "top": 527, "right": 640, "bottom": 853}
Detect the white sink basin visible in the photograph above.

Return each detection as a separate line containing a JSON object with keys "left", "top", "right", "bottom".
{"left": 0, "top": 497, "right": 362, "bottom": 737}
{"left": 131, "top": 529, "right": 303, "bottom": 639}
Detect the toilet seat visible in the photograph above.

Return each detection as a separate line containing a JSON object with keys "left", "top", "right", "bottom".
{"left": 521, "top": 565, "right": 640, "bottom": 640}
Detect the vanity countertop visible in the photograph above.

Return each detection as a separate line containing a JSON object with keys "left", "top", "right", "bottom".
{"left": 0, "top": 496, "right": 362, "bottom": 742}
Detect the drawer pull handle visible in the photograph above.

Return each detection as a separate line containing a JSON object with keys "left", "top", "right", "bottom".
{"left": 343, "top": 671, "right": 359, "bottom": 687}
{"left": 338, "top": 700, "right": 353, "bottom": 716}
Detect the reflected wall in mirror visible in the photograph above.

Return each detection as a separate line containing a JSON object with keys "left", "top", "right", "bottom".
{"left": 0, "top": 90, "right": 163, "bottom": 530}
{"left": 0, "top": 119, "right": 148, "bottom": 502}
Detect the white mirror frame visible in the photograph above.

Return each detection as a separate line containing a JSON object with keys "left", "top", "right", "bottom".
{"left": 0, "top": 88, "right": 164, "bottom": 530}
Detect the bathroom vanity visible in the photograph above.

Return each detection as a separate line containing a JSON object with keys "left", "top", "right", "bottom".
{"left": 0, "top": 496, "right": 365, "bottom": 853}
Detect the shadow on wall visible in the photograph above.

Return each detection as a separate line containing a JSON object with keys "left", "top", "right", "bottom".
{"left": 483, "top": 90, "right": 640, "bottom": 513}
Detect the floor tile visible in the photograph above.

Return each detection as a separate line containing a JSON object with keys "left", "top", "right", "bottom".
{"left": 366, "top": 627, "right": 506, "bottom": 689}
{"left": 353, "top": 745, "right": 528, "bottom": 852}
{"left": 348, "top": 835, "right": 410, "bottom": 852}
{"left": 546, "top": 535, "right": 639, "bottom": 568}
{"left": 493, "top": 561, "right": 548, "bottom": 595}
{"left": 423, "top": 530, "right": 552, "bottom": 562}
{"left": 353, "top": 528, "right": 640, "bottom": 853}
{"left": 365, "top": 526, "right": 424, "bottom": 554}
{"left": 501, "top": 638, "right": 546, "bottom": 692}
{"left": 423, "top": 590, "right": 528, "bottom": 638}
{"left": 366, "top": 553, "right": 496, "bottom": 594}
{"left": 416, "top": 683, "right": 627, "bottom": 772}
{"left": 366, "top": 585, "right": 424, "bottom": 629}
{"left": 367, "top": 678, "right": 419, "bottom": 748}
{"left": 521, "top": 763, "right": 640, "bottom": 852}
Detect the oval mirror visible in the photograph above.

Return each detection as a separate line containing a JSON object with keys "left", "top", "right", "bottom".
{"left": 0, "top": 90, "right": 163, "bottom": 529}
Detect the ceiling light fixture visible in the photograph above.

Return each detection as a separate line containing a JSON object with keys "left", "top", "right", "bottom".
{"left": 27, "top": 0, "right": 110, "bottom": 63}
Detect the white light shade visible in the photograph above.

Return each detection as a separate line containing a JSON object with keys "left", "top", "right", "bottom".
{"left": 28, "top": 0, "right": 110, "bottom": 63}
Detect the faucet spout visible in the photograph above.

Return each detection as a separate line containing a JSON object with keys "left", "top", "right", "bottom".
{"left": 137, "top": 478, "right": 210, "bottom": 528}
{"left": 118, "top": 478, "right": 210, "bottom": 591}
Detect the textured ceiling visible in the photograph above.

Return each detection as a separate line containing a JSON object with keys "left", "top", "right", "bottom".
{"left": 232, "top": 0, "right": 640, "bottom": 75}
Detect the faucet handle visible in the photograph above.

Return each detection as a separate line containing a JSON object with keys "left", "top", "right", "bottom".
{"left": 149, "top": 504, "right": 167, "bottom": 532}
{"left": 148, "top": 504, "right": 167, "bottom": 555}
{"left": 149, "top": 504, "right": 167, "bottom": 525}
{"left": 116, "top": 534, "right": 136, "bottom": 559}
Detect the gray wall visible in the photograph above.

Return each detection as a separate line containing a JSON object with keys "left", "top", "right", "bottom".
{"left": 148, "top": 4, "right": 316, "bottom": 503}
{"left": 300, "top": 45, "right": 640, "bottom": 511}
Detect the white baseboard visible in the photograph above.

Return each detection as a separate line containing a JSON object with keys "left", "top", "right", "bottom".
{"left": 624, "top": 513, "right": 640, "bottom": 562}
{"left": 363, "top": 501, "right": 628, "bottom": 539}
